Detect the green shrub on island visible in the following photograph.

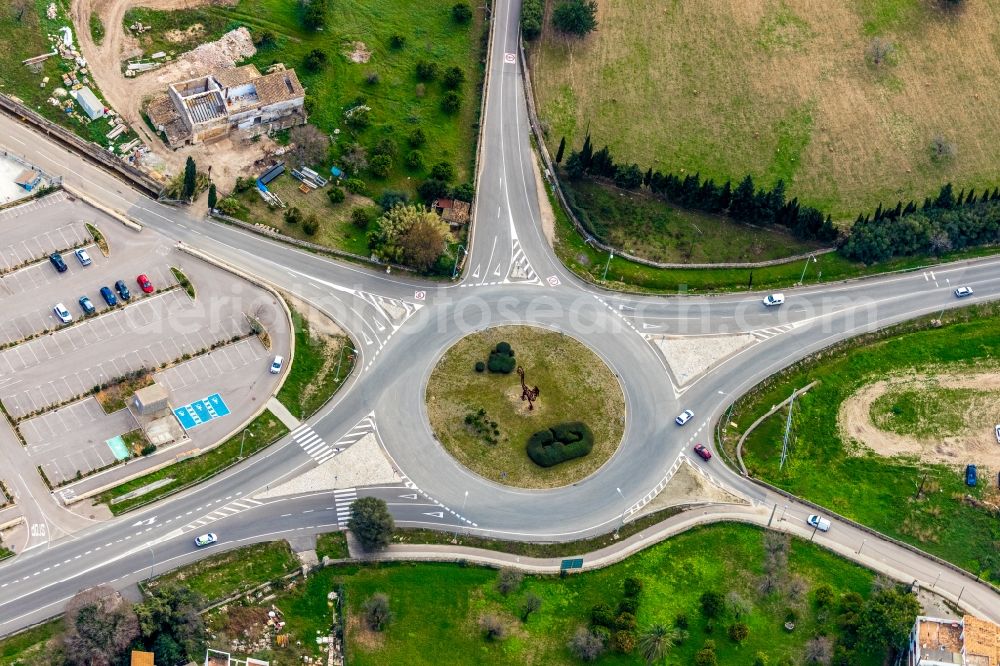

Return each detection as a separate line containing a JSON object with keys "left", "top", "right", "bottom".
{"left": 526, "top": 422, "right": 594, "bottom": 467}
{"left": 487, "top": 341, "right": 516, "bottom": 374}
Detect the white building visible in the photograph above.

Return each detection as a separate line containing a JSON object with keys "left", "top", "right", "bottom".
{"left": 74, "top": 86, "right": 105, "bottom": 120}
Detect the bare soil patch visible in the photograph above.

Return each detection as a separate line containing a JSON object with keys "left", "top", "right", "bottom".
{"left": 345, "top": 41, "right": 372, "bottom": 63}
{"left": 839, "top": 372, "right": 1000, "bottom": 471}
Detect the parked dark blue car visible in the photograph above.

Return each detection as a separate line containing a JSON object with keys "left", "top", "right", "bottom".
{"left": 99, "top": 286, "right": 117, "bottom": 307}
{"left": 966, "top": 464, "right": 978, "bottom": 487}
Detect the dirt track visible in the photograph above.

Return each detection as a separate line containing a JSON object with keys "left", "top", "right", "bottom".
{"left": 71, "top": 0, "right": 274, "bottom": 180}
{"left": 838, "top": 372, "right": 1000, "bottom": 473}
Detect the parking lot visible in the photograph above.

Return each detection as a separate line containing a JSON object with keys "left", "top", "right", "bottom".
{"left": 0, "top": 193, "right": 85, "bottom": 273}
{"left": 0, "top": 193, "right": 291, "bottom": 487}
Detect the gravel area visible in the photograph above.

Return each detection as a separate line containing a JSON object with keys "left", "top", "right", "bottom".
{"left": 633, "top": 459, "right": 747, "bottom": 521}
{"left": 652, "top": 333, "right": 756, "bottom": 385}
{"left": 256, "top": 433, "right": 400, "bottom": 498}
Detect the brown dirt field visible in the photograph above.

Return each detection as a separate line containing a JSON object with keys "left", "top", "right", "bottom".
{"left": 633, "top": 460, "right": 747, "bottom": 520}
{"left": 839, "top": 372, "right": 1000, "bottom": 472}
{"left": 529, "top": 0, "right": 1000, "bottom": 218}
{"left": 71, "top": 0, "right": 273, "bottom": 180}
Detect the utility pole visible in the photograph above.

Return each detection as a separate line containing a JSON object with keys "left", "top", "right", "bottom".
{"left": 767, "top": 503, "right": 777, "bottom": 527}
{"left": 602, "top": 251, "right": 613, "bottom": 281}
{"left": 147, "top": 544, "right": 155, "bottom": 579}
{"left": 614, "top": 487, "right": 626, "bottom": 536}
{"left": 798, "top": 254, "right": 817, "bottom": 285}
{"left": 779, "top": 391, "right": 796, "bottom": 470}
{"left": 239, "top": 429, "right": 254, "bottom": 459}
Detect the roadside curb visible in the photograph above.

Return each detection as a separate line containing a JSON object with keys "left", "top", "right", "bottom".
{"left": 63, "top": 184, "right": 143, "bottom": 232}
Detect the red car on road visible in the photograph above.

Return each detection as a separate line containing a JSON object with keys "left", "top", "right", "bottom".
{"left": 693, "top": 444, "right": 712, "bottom": 461}
{"left": 137, "top": 274, "right": 155, "bottom": 293}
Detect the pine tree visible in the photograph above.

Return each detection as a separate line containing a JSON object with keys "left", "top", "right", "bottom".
{"left": 873, "top": 202, "right": 883, "bottom": 222}
{"left": 890, "top": 201, "right": 902, "bottom": 219}
{"left": 643, "top": 167, "right": 653, "bottom": 189}
{"left": 717, "top": 180, "right": 732, "bottom": 211}
{"left": 956, "top": 189, "right": 965, "bottom": 206}
{"left": 922, "top": 197, "right": 933, "bottom": 211}
{"left": 182, "top": 157, "right": 197, "bottom": 200}
{"left": 555, "top": 136, "right": 566, "bottom": 164}
{"left": 992, "top": 187, "right": 1000, "bottom": 201}
{"left": 207, "top": 183, "right": 217, "bottom": 210}
{"left": 965, "top": 188, "right": 976, "bottom": 205}
{"left": 903, "top": 201, "right": 916, "bottom": 216}
{"left": 935, "top": 183, "right": 954, "bottom": 209}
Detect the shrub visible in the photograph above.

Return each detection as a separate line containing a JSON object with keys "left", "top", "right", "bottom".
{"left": 452, "top": 2, "right": 473, "bottom": 23}
{"left": 431, "top": 161, "right": 456, "bottom": 182}
{"left": 141, "top": 443, "right": 156, "bottom": 456}
{"left": 487, "top": 342, "right": 516, "bottom": 373}
{"left": 284, "top": 207, "right": 303, "bottom": 225}
{"left": 618, "top": 598, "right": 639, "bottom": 615}
{"left": 700, "top": 590, "right": 723, "bottom": 618}
{"left": 479, "top": 614, "right": 506, "bottom": 641}
{"left": 363, "top": 593, "right": 393, "bottom": 631}
{"left": 351, "top": 207, "right": 374, "bottom": 229}
{"left": 443, "top": 66, "right": 465, "bottom": 90}
{"left": 451, "top": 181, "right": 475, "bottom": 201}
{"left": 474, "top": 361, "right": 485, "bottom": 373}
{"left": 674, "top": 613, "right": 689, "bottom": 629}
{"left": 623, "top": 576, "right": 643, "bottom": 598}
{"left": 613, "top": 630, "right": 636, "bottom": 654}
{"left": 526, "top": 422, "right": 594, "bottom": 467}
{"left": 552, "top": 0, "right": 598, "bottom": 36}
{"left": 614, "top": 612, "right": 637, "bottom": 631}
{"left": 379, "top": 190, "right": 408, "bottom": 210}
{"left": 345, "top": 178, "right": 367, "bottom": 195}
{"left": 442, "top": 91, "right": 462, "bottom": 114}
{"left": 814, "top": 584, "right": 835, "bottom": 609}
{"left": 591, "top": 603, "right": 615, "bottom": 628}
{"left": 568, "top": 627, "right": 606, "bottom": 661}
{"left": 496, "top": 568, "right": 523, "bottom": 595}
{"left": 415, "top": 60, "right": 438, "bottom": 81}
{"left": 417, "top": 178, "right": 450, "bottom": 202}
{"left": 370, "top": 154, "right": 392, "bottom": 178}
{"left": 408, "top": 127, "right": 427, "bottom": 147}
{"left": 327, "top": 187, "right": 346, "bottom": 205}
{"left": 728, "top": 622, "right": 749, "bottom": 643}
{"left": 372, "top": 138, "right": 397, "bottom": 157}
{"left": 406, "top": 150, "right": 425, "bottom": 170}
{"left": 303, "top": 48, "right": 328, "bottom": 72}
{"left": 521, "top": 0, "right": 543, "bottom": 39}
{"left": 303, "top": 215, "right": 319, "bottom": 236}
{"left": 389, "top": 34, "right": 406, "bottom": 49}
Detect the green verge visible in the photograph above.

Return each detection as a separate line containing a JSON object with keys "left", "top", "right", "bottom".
{"left": 234, "top": 524, "right": 883, "bottom": 666}
{"left": 722, "top": 302, "right": 1000, "bottom": 584}
{"left": 96, "top": 409, "right": 288, "bottom": 515}
{"left": 548, "top": 178, "right": 1000, "bottom": 294}
{"left": 277, "top": 305, "right": 355, "bottom": 420}
{"left": 146, "top": 541, "right": 299, "bottom": 607}
{"left": 316, "top": 532, "right": 350, "bottom": 561}
{"left": 567, "top": 179, "right": 825, "bottom": 264}
{"left": 169, "top": 266, "right": 195, "bottom": 299}
{"left": 89, "top": 14, "right": 105, "bottom": 45}
{"left": 0, "top": 618, "right": 65, "bottom": 666}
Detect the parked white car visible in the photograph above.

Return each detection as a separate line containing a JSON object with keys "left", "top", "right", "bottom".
{"left": 53, "top": 303, "right": 72, "bottom": 324}
{"left": 762, "top": 293, "right": 785, "bottom": 307}
{"left": 270, "top": 355, "right": 284, "bottom": 374}
{"left": 807, "top": 514, "right": 831, "bottom": 532}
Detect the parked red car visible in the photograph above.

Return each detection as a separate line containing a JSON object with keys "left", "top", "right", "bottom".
{"left": 136, "top": 274, "right": 154, "bottom": 293}
{"left": 693, "top": 444, "right": 712, "bottom": 461}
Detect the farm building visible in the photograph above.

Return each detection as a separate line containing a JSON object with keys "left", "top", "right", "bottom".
{"left": 146, "top": 64, "right": 306, "bottom": 148}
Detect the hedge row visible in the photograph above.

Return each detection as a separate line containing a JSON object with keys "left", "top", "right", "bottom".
{"left": 526, "top": 422, "right": 594, "bottom": 467}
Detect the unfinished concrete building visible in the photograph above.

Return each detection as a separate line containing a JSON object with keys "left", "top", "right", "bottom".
{"left": 146, "top": 65, "right": 305, "bottom": 148}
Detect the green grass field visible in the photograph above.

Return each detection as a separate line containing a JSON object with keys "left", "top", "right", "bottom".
{"left": 568, "top": 179, "right": 825, "bottom": 264}
{"left": 426, "top": 326, "right": 626, "bottom": 488}
{"left": 128, "top": 0, "right": 485, "bottom": 196}
{"left": 529, "top": 0, "right": 1000, "bottom": 220}
{"left": 870, "top": 385, "right": 991, "bottom": 438}
{"left": 251, "top": 524, "right": 883, "bottom": 665}
{"left": 146, "top": 541, "right": 299, "bottom": 606}
{"left": 723, "top": 303, "right": 1000, "bottom": 584}
{"left": 277, "top": 306, "right": 354, "bottom": 420}
{"left": 0, "top": 618, "right": 64, "bottom": 666}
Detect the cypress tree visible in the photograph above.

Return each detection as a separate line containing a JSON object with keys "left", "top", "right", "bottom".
{"left": 729, "top": 175, "right": 756, "bottom": 223}
{"left": 718, "top": 180, "right": 732, "bottom": 211}
{"left": 207, "top": 183, "right": 217, "bottom": 210}
{"left": 992, "top": 187, "right": 1000, "bottom": 201}
{"left": 555, "top": 137, "right": 566, "bottom": 164}
{"left": 873, "top": 202, "right": 883, "bottom": 222}
{"left": 182, "top": 156, "right": 197, "bottom": 200}
{"left": 923, "top": 197, "right": 933, "bottom": 211}
{"left": 935, "top": 183, "right": 954, "bottom": 209}
{"left": 965, "top": 188, "right": 976, "bottom": 205}
{"left": 903, "top": 201, "right": 916, "bottom": 216}
{"left": 643, "top": 167, "right": 653, "bottom": 189}
{"left": 579, "top": 134, "right": 593, "bottom": 170}
{"left": 956, "top": 189, "right": 965, "bottom": 206}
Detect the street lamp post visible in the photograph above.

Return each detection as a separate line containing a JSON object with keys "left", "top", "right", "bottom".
{"left": 147, "top": 544, "right": 155, "bottom": 580}
{"left": 239, "top": 429, "right": 254, "bottom": 459}
{"left": 454, "top": 490, "right": 469, "bottom": 540}
{"left": 602, "top": 252, "right": 614, "bottom": 281}
{"left": 779, "top": 504, "right": 789, "bottom": 522}
{"left": 799, "top": 254, "right": 817, "bottom": 284}
{"left": 857, "top": 538, "right": 866, "bottom": 555}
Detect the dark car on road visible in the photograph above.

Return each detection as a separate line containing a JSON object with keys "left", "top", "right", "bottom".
{"left": 966, "top": 464, "right": 978, "bottom": 487}
{"left": 693, "top": 444, "right": 712, "bottom": 461}
{"left": 115, "top": 279, "right": 131, "bottom": 301}
{"left": 99, "top": 286, "right": 117, "bottom": 307}
{"left": 49, "top": 253, "right": 68, "bottom": 273}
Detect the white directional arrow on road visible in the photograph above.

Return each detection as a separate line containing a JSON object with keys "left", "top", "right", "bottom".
{"left": 423, "top": 511, "right": 445, "bottom": 518}
{"left": 399, "top": 493, "right": 418, "bottom": 500}
{"left": 642, "top": 323, "right": 660, "bottom": 330}
{"left": 132, "top": 517, "right": 156, "bottom": 527}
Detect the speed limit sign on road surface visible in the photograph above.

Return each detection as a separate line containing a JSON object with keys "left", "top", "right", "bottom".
{"left": 414, "top": 290, "right": 426, "bottom": 301}
{"left": 504, "top": 53, "right": 516, "bottom": 64}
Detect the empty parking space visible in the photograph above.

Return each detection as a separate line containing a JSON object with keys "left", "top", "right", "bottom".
{"left": 21, "top": 397, "right": 138, "bottom": 486}
{"left": 0, "top": 192, "right": 74, "bottom": 273}
{"left": 157, "top": 338, "right": 267, "bottom": 395}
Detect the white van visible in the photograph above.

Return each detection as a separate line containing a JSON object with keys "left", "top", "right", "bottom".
{"left": 762, "top": 293, "right": 785, "bottom": 307}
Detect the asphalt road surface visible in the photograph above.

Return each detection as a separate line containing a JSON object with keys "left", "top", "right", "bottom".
{"left": 0, "top": 0, "right": 998, "bottom": 634}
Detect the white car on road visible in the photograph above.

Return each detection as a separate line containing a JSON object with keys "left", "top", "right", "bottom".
{"left": 807, "top": 514, "right": 831, "bottom": 532}
{"left": 954, "top": 286, "right": 974, "bottom": 298}
{"left": 53, "top": 303, "right": 73, "bottom": 324}
{"left": 194, "top": 533, "right": 218, "bottom": 547}
{"left": 762, "top": 293, "right": 785, "bottom": 307}
{"left": 675, "top": 409, "right": 694, "bottom": 426}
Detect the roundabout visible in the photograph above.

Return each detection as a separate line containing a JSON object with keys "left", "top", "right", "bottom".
{"left": 425, "top": 325, "right": 626, "bottom": 488}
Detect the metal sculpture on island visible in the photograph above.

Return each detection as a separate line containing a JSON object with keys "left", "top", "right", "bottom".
{"left": 517, "top": 366, "right": 540, "bottom": 411}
